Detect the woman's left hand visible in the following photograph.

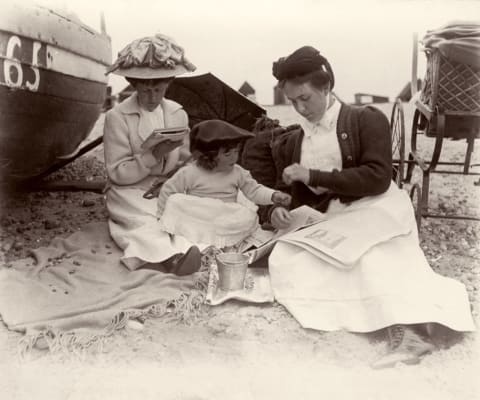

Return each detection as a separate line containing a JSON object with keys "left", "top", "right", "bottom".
{"left": 151, "top": 139, "right": 183, "bottom": 161}
{"left": 282, "top": 163, "right": 310, "bottom": 185}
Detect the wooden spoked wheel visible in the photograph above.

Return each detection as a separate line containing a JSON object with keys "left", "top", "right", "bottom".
{"left": 390, "top": 98, "right": 406, "bottom": 188}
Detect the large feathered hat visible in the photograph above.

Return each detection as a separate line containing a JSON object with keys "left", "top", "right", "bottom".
{"left": 106, "top": 34, "right": 196, "bottom": 79}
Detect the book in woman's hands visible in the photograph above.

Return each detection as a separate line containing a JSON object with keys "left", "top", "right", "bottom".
{"left": 141, "top": 127, "right": 189, "bottom": 149}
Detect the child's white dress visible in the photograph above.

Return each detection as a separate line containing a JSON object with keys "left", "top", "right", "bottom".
{"left": 157, "top": 163, "right": 275, "bottom": 248}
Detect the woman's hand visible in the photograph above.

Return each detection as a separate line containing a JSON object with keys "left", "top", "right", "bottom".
{"left": 271, "top": 207, "right": 293, "bottom": 229}
{"left": 282, "top": 163, "right": 310, "bottom": 185}
{"left": 151, "top": 139, "right": 183, "bottom": 161}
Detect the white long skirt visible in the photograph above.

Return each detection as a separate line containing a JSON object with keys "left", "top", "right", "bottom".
{"left": 159, "top": 193, "right": 259, "bottom": 248}
{"left": 269, "top": 183, "right": 476, "bottom": 333}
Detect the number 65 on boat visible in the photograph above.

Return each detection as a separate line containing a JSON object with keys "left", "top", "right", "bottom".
{"left": 0, "top": 2, "right": 112, "bottom": 184}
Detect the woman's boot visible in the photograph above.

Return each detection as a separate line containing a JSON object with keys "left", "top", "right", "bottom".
{"left": 371, "top": 324, "right": 436, "bottom": 369}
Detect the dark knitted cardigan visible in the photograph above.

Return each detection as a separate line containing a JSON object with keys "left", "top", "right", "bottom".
{"left": 269, "top": 103, "right": 392, "bottom": 216}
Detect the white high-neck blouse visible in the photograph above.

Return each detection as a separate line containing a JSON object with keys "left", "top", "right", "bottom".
{"left": 299, "top": 97, "right": 342, "bottom": 194}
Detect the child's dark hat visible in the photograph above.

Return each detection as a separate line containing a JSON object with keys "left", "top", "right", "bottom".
{"left": 190, "top": 119, "right": 254, "bottom": 143}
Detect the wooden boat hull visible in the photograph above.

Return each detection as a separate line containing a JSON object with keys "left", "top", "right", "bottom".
{"left": 0, "top": 3, "right": 111, "bottom": 182}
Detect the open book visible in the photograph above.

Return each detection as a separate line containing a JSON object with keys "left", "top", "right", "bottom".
{"left": 140, "top": 127, "right": 189, "bottom": 150}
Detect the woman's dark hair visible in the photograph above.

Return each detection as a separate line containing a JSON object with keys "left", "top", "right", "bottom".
{"left": 191, "top": 138, "right": 244, "bottom": 170}
{"left": 126, "top": 77, "right": 174, "bottom": 87}
{"left": 277, "top": 69, "right": 331, "bottom": 91}
{"left": 272, "top": 46, "right": 334, "bottom": 91}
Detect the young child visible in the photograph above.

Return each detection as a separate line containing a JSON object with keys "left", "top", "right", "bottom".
{"left": 157, "top": 119, "right": 291, "bottom": 248}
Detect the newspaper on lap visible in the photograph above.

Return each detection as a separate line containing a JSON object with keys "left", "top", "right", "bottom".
{"left": 278, "top": 207, "right": 412, "bottom": 268}
{"left": 240, "top": 204, "right": 411, "bottom": 268}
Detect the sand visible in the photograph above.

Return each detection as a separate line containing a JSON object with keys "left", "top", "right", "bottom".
{"left": 0, "top": 102, "right": 479, "bottom": 400}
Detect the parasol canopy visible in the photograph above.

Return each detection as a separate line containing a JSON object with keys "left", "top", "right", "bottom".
{"left": 166, "top": 73, "right": 265, "bottom": 131}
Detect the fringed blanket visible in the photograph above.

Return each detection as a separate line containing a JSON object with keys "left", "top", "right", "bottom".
{"left": 0, "top": 222, "right": 209, "bottom": 354}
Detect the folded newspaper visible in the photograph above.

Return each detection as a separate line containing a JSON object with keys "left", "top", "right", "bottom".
{"left": 278, "top": 207, "right": 412, "bottom": 268}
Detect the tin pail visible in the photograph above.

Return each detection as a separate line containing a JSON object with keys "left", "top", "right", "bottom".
{"left": 216, "top": 252, "right": 249, "bottom": 291}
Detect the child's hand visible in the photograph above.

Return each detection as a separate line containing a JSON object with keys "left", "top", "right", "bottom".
{"left": 272, "top": 191, "right": 291, "bottom": 207}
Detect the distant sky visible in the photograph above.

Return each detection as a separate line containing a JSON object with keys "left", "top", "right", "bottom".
{"left": 27, "top": 0, "right": 480, "bottom": 104}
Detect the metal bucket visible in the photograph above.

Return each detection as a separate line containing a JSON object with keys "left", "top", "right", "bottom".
{"left": 216, "top": 252, "right": 249, "bottom": 291}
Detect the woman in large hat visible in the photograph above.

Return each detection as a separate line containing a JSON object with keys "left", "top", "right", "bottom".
{"left": 103, "top": 34, "right": 200, "bottom": 275}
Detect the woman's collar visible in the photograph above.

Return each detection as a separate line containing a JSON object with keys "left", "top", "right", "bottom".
{"left": 301, "top": 97, "right": 340, "bottom": 134}
{"left": 320, "top": 97, "right": 341, "bottom": 128}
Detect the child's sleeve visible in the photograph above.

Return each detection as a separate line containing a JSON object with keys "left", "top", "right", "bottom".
{"left": 157, "top": 167, "right": 189, "bottom": 218}
{"left": 237, "top": 166, "right": 276, "bottom": 205}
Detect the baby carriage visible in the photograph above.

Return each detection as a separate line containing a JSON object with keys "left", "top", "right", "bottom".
{"left": 399, "top": 22, "right": 480, "bottom": 226}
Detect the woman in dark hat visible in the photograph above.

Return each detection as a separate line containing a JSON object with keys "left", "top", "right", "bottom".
{"left": 267, "top": 46, "right": 475, "bottom": 368}
{"left": 157, "top": 119, "right": 291, "bottom": 248}
{"left": 103, "top": 34, "right": 201, "bottom": 275}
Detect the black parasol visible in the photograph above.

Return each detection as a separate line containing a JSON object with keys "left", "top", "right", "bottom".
{"left": 166, "top": 72, "right": 265, "bottom": 131}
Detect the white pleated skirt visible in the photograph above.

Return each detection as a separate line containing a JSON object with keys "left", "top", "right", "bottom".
{"left": 159, "top": 193, "right": 259, "bottom": 249}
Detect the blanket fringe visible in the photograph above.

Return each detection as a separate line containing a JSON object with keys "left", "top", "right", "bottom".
{"left": 18, "top": 328, "right": 109, "bottom": 360}
{"left": 164, "top": 268, "right": 210, "bottom": 324}
{"left": 17, "top": 261, "right": 214, "bottom": 357}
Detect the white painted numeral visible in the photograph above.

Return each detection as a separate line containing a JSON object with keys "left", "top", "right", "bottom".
{"left": 26, "top": 41, "right": 41, "bottom": 91}
{"left": 4, "top": 35, "right": 23, "bottom": 88}
{"left": 3, "top": 36, "right": 41, "bottom": 91}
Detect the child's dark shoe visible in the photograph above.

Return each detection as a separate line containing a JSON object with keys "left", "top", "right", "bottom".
{"left": 171, "top": 246, "right": 202, "bottom": 276}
